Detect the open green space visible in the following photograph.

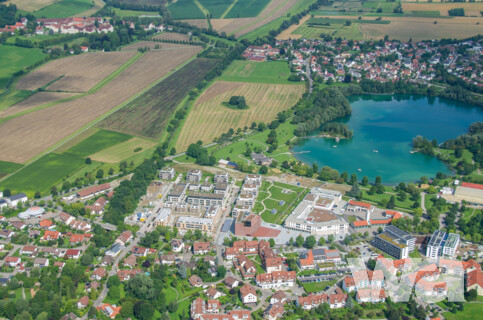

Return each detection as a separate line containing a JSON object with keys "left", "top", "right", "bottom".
{"left": 220, "top": 60, "right": 292, "bottom": 84}
{"left": 361, "top": 189, "right": 414, "bottom": 211}
{"left": 64, "top": 129, "right": 132, "bottom": 158}
{"left": 302, "top": 279, "right": 337, "bottom": 293}
{"left": 224, "top": 0, "right": 271, "bottom": 18}
{"left": 0, "top": 161, "right": 24, "bottom": 176}
{"left": 0, "top": 153, "right": 85, "bottom": 196}
{"left": 198, "top": 0, "right": 233, "bottom": 19}
{"left": 0, "top": 46, "right": 45, "bottom": 92}
{"left": 443, "top": 303, "right": 483, "bottom": 320}
{"left": 168, "top": 0, "right": 206, "bottom": 19}
{"left": 308, "top": 17, "right": 390, "bottom": 25}
{"left": 110, "top": 7, "right": 161, "bottom": 17}
{"left": 33, "top": 0, "right": 94, "bottom": 18}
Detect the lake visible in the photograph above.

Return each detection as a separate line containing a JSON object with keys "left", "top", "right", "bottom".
{"left": 292, "top": 94, "right": 483, "bottom": 185}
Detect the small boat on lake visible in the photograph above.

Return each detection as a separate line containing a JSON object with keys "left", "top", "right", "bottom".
{"left": 333, "top": 145, "right": 337, "bottom": 148}
{"left": 335, "top": 136, "right": 340, "bottom": 143}
{"left": 358, "top": 168, "right": 362, "bottom": 172}
{"left": 372, "top": 150, "right": 378, "bottom": 153}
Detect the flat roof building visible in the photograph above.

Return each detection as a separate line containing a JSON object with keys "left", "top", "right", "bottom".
{"left": 426, "top": 230, "right": 460, "bottom": 259}
{"left": 176, "top": 216, "right": 214, "bottom": 235}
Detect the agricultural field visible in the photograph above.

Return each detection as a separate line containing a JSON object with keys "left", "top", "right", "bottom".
{"left": 0, "top": 153, "right": 85, "bottom": 196}
{"left": 224, "top": 0, "right": 271, "bottom": 18}
{"left": 402, "top": 2, "right": 483, "bottom": 17}
{"left": 176, "top": 80, "right": 304, "bottom": 150}
{"left": 0, "top": 161, "right": 23, "bottom": 179}
{"left": 153, "top": 33, "right": 191, "bottom": 41}
{"left": 16, "top": 51, "right": 137, "bottom": 92}
{"left": 311, "top": 0, "right": 402, "bottom": 16}
{"left": 220, "top": 60, "right": 293, "bottom": 84}
{"left": 30, "top": 0, "right": 95, "bottom": 18}
{"left": 63, "top": 129, "right": 132, "bottom": 157}
{"left": 89, "top": 137, "right": 157, "bottom": 163}
{"left": 0, "top": 46, "right": 46, "bottom": 93}
{"left": 0, "top": 92, "right": 77, "bottom": 118}
{"left": 109, "top": 7, "right": 160, "bottom": 17}
{"left": 198, "top": 0, "right": 232, "bottom": 19}
{"left": 168, "top": 0, "right": 205, "bottom": 19}
{"left": 6, "top": 0, "right": 56, "bottom": 11}
{"left": 0, "top": 47, "right": 201, "bottom": 163}
{"left": 99, "top": 57, "right": 217, "bottom": 139}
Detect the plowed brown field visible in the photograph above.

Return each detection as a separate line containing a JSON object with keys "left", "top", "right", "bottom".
{"left": 177, "top": 81, "right": 304, "bottom": 150}
{"left": 0, "top": 92, "right": 76, "bottom": 118}
{"left": 17, "top": 51, "right": 137, "bottom": 92}
{"left": 0, "top": 46, "right": 201, "bottom": 163}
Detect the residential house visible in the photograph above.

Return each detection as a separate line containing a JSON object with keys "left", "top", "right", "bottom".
{"left": 124, "top": 255, "right": 137, "bottom": 268}
{"left": 206, "top": 287, "right": 222, "bottom": 299}
{"left": 91, "top": 268, "right": 106, "bottom": 281}
{"left": 4, "top": 256, "right": 21, "bottom": 267}
{"left": 171, "top": 239, "right": 185, "bottom": 253}
{"left": 65, "top": 249, "right": 81, "bottom": 259}
{"left": 270, "top": 291, "right": 287, "bottom": 304}
{"left": 240, "top": 284, "right": 258, "bottom": 304}
{"left": 193, "top": 242, "right": 212, "bottom": 255}
{"left": 356, "top": 289, "right": 386, "bottom": 303}
{"left": 33, "top": 258, "right": 49, "bottom": 268}
{"left": 9, "top": 193, "right": 28, "bottom": 207}
{"left": 116, "top": 231, "right": 133, "bottom": 246}
{"left": 131, "top": 246, "right": 148, "bottom": 257}
{"left": 20, "top": 245, "right": 37, "bottom": 256}
{"left": 160, "top": 254, "right": 176, "bottom": 265}
{"left": 189, "top": 275, "right": 203, "bottom": 287}
{"left": 98, "top": 303, "right": 121, "bottom": 319}
{"left": 77, "top": 296, "right": 89, "bottom": 309}
{"left": 256, "top": 271, "right": 296, "bottom": 289}
{"left": 264, "top": 302, "right": 284, "bottom": 320}
{"left": 224, "top": 276, "right": 239, "bottom": 288}
{"left": 39, "top": 219, "right": 54, "bottom": 229}
{"left": 106, "top": 243, "right": 124, "bottom": 257}
{"left": 117, "top": 269, "right": 141, "bottom": 281}
{"left": 0, "top": 229, "right": 15, "bottom": 239}
{"left": 54, "top": 261, "right": 65, "bottom": 271}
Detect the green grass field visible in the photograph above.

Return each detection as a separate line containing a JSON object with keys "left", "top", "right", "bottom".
{"left": 64, "top": 129, "right": 132, "bottom": 158}
{"left": 169, "top": 0, "right": 205, "bottom": 19}
{"left": 302, "top": 280, "right": 337, "bottom": 293}
{"left": 198, "top": 0, "right": 232, "bottom": 18}
{"left": 443, "top": 303, "right": 483, "bottom": 320}
{"left": 0, "top": 153, "right": 85, "bottom": 196}
{"left": 0, "top": 45, "right": 45, "bottom": 92}
{"left": 0, "top": 161, "right": 24, "bottom": 178}
{"left": 224, "top": 0, "right": 271, "bottom": 18}
{"left": 220, "top": 60, "right": 293, "bottom": 84}
{"left": 110, "top": 7, "right": 161, "bottom": 17}
{"left": 33, "top": 0, "right": 94, "bottom": 18}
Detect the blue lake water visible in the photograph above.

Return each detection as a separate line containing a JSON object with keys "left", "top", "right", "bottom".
{"left": 293, "top": 94, "right": 483, "bottom": 185}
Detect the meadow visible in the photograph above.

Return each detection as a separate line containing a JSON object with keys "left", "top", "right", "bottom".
{"left": 89, "top": 137, "right": 157, "bottom": 163}
{"left": 198, "top": 0, "right": 232, "bottom": 19}
{"left": 176, "top": 80, "right": 304, "bottom": 150}
{"left": 32, "top": 0, "right": 94, "bottom": 18}
{"left": 0, "top": 153, "right": 85, "bottom": 196}
{"left": 0, "top": 46, "right": 45, "bottom": 93}
{"left": 99, "top": 57, "right": 217, "bottom": 139}
{"left": 224, "top": 0, "right": 271, "bottom": 18}
{"left": 64, "top": 129, "right": 132, "bottom": 157}
{"left": 0, "top": 161, "right": 23, "bottom": 178}
{"left": 221, "top": 60, "right": 293, "bottom": 84}
{"left": 6, "top": 0, "right": 57, "bottom": 12}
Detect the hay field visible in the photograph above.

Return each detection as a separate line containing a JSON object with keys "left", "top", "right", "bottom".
{"left": 402, "top": 3, "right": 483, "bottom": 17}
{"left": 177, "top": 81, "right": 304, "bottom": 150}
{"left": 6, "top": 0, "right": 56, "bottom": 11}
{"left": 17, "top": 51, "right": 136, "bottom": 92}
{"left": 0, "top": 47, "right": 201, "bottom": 163}
{"left": 361, "top": 16, "right": 483, "bottom": 41}
{"left": 276, "top": 15, "right": 310, "bottom": 40}
{"left": 0, "top": 92, "right": 76, "bottom": 118}
{"left": 89, "top": 137, "right": 157, "bottom": 163}
{"left": 153, "top": 32, "right": 191, "bottom": 41}
{"left": 211, "top": 0, "right": 298, "bottom": 37}
{"left": 122, "top": 41, "right": 194, "bottom": 51}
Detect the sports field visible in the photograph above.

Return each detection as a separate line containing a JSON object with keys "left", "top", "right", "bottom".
{"left": 89, "top": 137, "right": 157, "bottom": 163}
{"left": 0, "top": 46, "right": 45, "bottom": 92}
{"left": 221, "top": 60, "right": 293, "bottom": 84}
{"left": 32, "top": 0, "right": 94, "bottom": 18}
{"left": 64, "top": 129, "right": 132, "bottom": 157}
{"left": 0, "top": 153, "right": 85, "bottom": 196}
{"left": 176, "top": 81, "right": 304, "bottom": 150}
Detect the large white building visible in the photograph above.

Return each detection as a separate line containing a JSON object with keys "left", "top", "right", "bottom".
{"left": 426, "top": 230, "right": 460, "bottom": 259}
{"left": 284, "top": 188, "right": 348, "bottom": 236}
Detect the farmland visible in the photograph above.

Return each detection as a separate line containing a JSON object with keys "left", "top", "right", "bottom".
{"left": 89, "top": 137, "right": 157, "bottom": 163}
{"left": 30, "top": 0, "right": 95, "bottom": 18}
{"left": 168, "top": 0, "right": 205, "bottom": 19}
{"left": 0, "top": 161, "right": 23, "bottom": 178}
{"left": 220, "top": 60, "right": 293, "bottom": 84}
{"left": 0, "top": 92, "right": 77, "bottom": 118}
{"left": 0, "top": 47, "right": 202, "bottom": 163}
{"left": 6, "top": 0, "right": 56, "bottom": 11}
{"left": 0, "top": 153, "right": 85, "bottom": 196}
{"left": 176, "top": 80, "right": 304, "bottom": 150}
{"left": 0, "top": 46, "right": 46, "bottom": 93}
{"left": 153, "top": 33, "right": 191, "bottom": 41}
{"left": 224, "top": 0, "right": 271, "bottom": 18}
{"left": 99, "top": 57, "right": 218, "bottom": 139}
{"left": 64, "top": 129, "right": 132, "bottom": 157}
{"left": 402, "top": 2, "right": 483, "bottom": 17}
{"left": 16, "top": 51, "right": 137, "bottom": 92}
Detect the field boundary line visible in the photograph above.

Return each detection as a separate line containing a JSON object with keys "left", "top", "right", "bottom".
{"left": 193, "top": 0, "right": 210, "bottom": 17}
{"left": 220, "top": 0, "right": 239, "bottom": 19}
{"left": 0, "top": 53, "right": 199, "bottom": 183}
{"left": 0, "top": 52, "right": 144, "bottom": 123}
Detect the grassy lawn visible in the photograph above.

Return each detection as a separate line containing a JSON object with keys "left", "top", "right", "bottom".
{"left": 0, "top": 152, "right": 85, "bottom": 196}
{"left": 302, "top": 280, "right": 337, "bottom": 293}
{"left": 443, "top": 303, "right": 483, "bottom": 320}
{"left": 409, "top": 249, "right": 421, "bottom": 259}
{"left": 0, "top": 45, "right": 45, "bottom": 92}
{"left": 220, "top": 60, "right": 294, "bottom": 84}
{"left": 89, "top": 137, "right": 157, "bottom": 163}
{"left": 361, "top": 190, "right": 414, "bottom": 210}
{"left": 32, "top": 0, "right": 94, "bottom": 18}
{"left": 64, "top": 129, "right": 132, "bottom": 158}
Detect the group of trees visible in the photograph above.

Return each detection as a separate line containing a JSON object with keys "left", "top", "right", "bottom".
{"left": 227, "top": 95, "right": 248, "bottom": 109}
{"left": 0, "top": 3, "right": 16, "bottom": 28}
{"left": 322, "top": 122, "right": 353, "bottom": 138}
{"left": 186, "top": 142, "right": 216, "bottom": 166}
{"left": 292, "top": 86, "right": 353, "bottom": 137}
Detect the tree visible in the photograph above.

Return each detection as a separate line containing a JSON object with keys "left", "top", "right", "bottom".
{"left": 96, "top": 169, "right": 104, "bottom": 179}
{"left": 348, "top": 182, "right": 362, "bottom": 198}
{"left": 3, "top": 189, "right": 11, "bottom": 197}
{"left": 85, "top": 157, "right": 92, "bottom": 164}
{"left": 288, "top": 237, "right": 294, "bottom": 246}
{"left": 269, "top": 238, "right": 275, "bottom": 247}
{"left": 34, "top": 191, "right": 41, "bottom": 199}
{"left": 81, "top": 253, "right": 93, "bottom": 266}
{"left": 296, "top": 235, "right": 304, "bottom": 247}
{"left": 50, "top": 186, "right": 58, "bottom": 196}
{"left": 327, "top": 235, "right": 335, "bottom": 243}
{"left": 107, "top": 275, "right": 121, "bottom": 288}
{"left": 305, "top": 236, "right": 316, "bottom": 249}
{"left": 134, "top": 301, "right": 154, "bottom": 320}
{"left": 343, "top": 235, "right": 351, "bottom": 245}
{"left": 179, "top": 264, "right": 188, "bottom": 279}
{"left": 387, "top": 196, "right": 396, "bottom": 209}
{"left": 362, "top": 176, "right": 369, "bottom": 186}
{"left": 260, "top": 165, "right": 268, "bottom": 174}
{"left": 168, "top": 301, "right": 178, "bottom": 313}
{"left": 108, "top": 167, "right": 114, "bottom": 175}
{"left": 121, "top": 301, "right": 134, "bottom": 319}
{"left": 217, "top": 265, "right": 227, "bottom": 278}
{"left": 346, "top": 295, "right": 355, "bottom": 310}
{"left": 318, "top": 237, "right": 326, "bottom": 245}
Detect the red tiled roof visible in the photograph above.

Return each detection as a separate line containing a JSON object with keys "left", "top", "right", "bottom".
{"left": 467, "top": 269, "right": 483, "bottom": 288}
{"left": 461, "top": 182, "right": 483, "bottom": 190}
{"left": 77, "top": 183, "right": 111, "bottom": 198}
{"left": 348, "top": 200, "right": 372, "bottom": 209}
{"left": 352, "top": 220, "right": 369, "bottom": 227}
